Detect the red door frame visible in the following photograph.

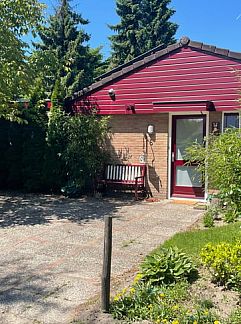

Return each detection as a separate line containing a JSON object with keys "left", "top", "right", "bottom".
{"left": 171, "top": 115, "right": 206, "bottom": 198}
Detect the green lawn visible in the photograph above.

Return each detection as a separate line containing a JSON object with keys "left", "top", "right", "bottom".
{"left": 160, "top": 222, "right": 241, "bottom": 259}
{"left": 110, "top": 222, "right": 241, "bottom": 323}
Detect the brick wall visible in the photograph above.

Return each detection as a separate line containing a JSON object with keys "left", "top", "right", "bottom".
{"left": 105, "top": 111, "right": 224, "bottom": 199}
{"left": 106, "top": 114, "right": 169, "bottom": 198}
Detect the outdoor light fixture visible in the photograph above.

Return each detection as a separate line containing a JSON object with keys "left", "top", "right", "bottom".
{"left": 126, "top": 104, "right": 136, "bottom": 113}
{"left": 108, "top": 88, "right": 116, "bottom": 100}
{"left": 146, "top": 124, "right": 155, "bottom": 146}
{"left": 147, "top": 124, "right": 155, "bottom": 135}
{"left": 212, "top": 122, "right": 220, "bottom": 135}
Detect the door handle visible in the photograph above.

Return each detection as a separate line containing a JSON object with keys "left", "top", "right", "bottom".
{"left": 171, "top": 152, "right": 175, "bottom": 163}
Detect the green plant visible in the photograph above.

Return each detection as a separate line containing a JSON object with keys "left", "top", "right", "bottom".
{"left": 223, "top": 204, "right": 240, "bottom": 223}
{"left": 109, "top": 0, "right": 178, "bottom": 66}
{"left": 61, "top": 113, "right": 109, "bottom": 192}
{"left": 46, "top": 107, "right": 109, "bottom": 193}
{"left": 203, "top": 211, "right": 214, "bottom": 228}
{"left": 161, "top": 222, "right": 241, "bottom": 260}
{"left": 0, "top": 0, "right": 44, "bottom": 122}
{"left": 200, "top": 241, "right": 241, "bottom": 292}
{"left": 198, "top": 298, "right": 214, "bottom": 309}
{"left": 111, "top": 281, "right": 218, "bottom": 323}
{"left": 226, "top": 307, "right": 241, "bottom": 324}
{"left": 140, "top": 247, "right": 198, "bottom": 285}
{"left": 185, "top": 129, "right": 241, "bottom": 222}
{"left": 111, "top": 281, "right": 188, "bottom": 321}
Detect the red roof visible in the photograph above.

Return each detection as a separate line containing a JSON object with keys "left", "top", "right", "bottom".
{"left": 70, "top": 37, "right": 241, "bottom": 114}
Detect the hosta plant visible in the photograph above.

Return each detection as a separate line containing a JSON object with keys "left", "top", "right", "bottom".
{"left": 140, "top": 247, "right": 198, "bottom": 285}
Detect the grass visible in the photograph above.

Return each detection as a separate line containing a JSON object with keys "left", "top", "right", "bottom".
{"left": 110, "top": 221, "right": 241, "bottom": 323}
{"left": 159, "top": 221, "right": 241, "bottom": 260}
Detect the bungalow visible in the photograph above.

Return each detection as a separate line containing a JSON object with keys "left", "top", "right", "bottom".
{"left": 69, "top": 37, "right": 241, "bottom": 200}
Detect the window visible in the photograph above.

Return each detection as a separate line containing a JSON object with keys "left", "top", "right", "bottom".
{"left": 223, "top": 113, "right": 240, "bottom": 131}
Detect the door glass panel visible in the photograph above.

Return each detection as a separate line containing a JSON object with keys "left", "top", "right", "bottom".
{"left": 176, "top": 118, "right": 203, "bottom": 160}
{"left": 176, "top": 166, "right": 202, "bottom": 187}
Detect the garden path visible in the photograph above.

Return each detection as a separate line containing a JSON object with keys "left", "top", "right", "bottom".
{"left": 0, "top": 193, "right": 203, "bottom": 323}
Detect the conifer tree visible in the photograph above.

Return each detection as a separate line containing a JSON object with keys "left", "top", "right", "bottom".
{"left": 34, "top": 0, "right": 102, "bottom": 98}
{"left": 109, "top": 0, "right": 142, "bottom": 66}
{"left": 109, "top": 0, "right": 178, "bottom": 66}
{"left": 140, "top": 0, "right": 177, "bottom": 50}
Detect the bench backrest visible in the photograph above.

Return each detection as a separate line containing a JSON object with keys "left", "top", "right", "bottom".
{"left": 105, "top": 164, "right": 146, "bottom": 184}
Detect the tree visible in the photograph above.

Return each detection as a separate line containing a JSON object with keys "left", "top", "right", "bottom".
{"left": 109, "top": 0, "right": 142, "bottom": 66}
{"left": 33, "top": 0, "right": 103, "bottom": 99}
{"left": 0, "top": 0, "right": 44, "bottom": 121}
{"left": 109, "top": 0, "right": 178, "bottom": 66}
{"left": 140, "top": 0, "right": 178, "bottom": 51}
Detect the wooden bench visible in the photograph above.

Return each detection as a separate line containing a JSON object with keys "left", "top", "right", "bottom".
{"left": 99, "top": 164, "right": 146, "bottom": 200}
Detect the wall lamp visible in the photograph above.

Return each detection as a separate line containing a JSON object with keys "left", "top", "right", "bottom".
{"left": 108, "top": 88, "right": 116, "bottom": 100}
{"left": 147, "top": 124, "right": 155, "bottom": 135}
{"left": 211, "top": 122, "right": 220, "bottom": 135}
{"left": 146, "top": 124, "right": 155, "bottom": 146}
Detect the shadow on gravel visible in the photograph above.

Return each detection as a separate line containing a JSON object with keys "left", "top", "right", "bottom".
{"left": 0, "top": 259, "right": 68, "bottom": 312}
{"left": 0, "top": 192, "right": 138, "bottom": 228}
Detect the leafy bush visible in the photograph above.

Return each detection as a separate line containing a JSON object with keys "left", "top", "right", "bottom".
{"left": 223, "top": 205, "right": 240, "bottom": 223}
{"left": 60, "top": 181, "right": 83, "bottom": 198}
{"left": 47, "top": 107, "right": 109, "bottom": 193}
{"left": 140, "top": 247, "right": 198, "bottom": 285}
{"left": 0, "top": 103, "right": 109, "bottom": 194}
{"left": 200, "top": 241, "right": 241, "bottom": 292}
{"left": 62, "top": 113, "right": 109, "bottom": 191}
{"left": 185, "top": 129, "right": 241, "bottom": 222}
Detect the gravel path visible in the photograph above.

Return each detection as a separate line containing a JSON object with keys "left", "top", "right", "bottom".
{"left": 0, "top": 193, "right": 203, "bottom": 324}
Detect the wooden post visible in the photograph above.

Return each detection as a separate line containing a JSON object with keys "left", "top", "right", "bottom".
{"left": 101, "top": 216, "right": 113, "bottom": 313}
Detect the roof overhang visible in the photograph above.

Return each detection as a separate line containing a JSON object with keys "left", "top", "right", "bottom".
{"left": 152, "top": 100, "right": 215, "bottom": 113}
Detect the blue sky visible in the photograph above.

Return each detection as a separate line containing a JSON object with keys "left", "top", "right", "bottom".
{"left": 42, "top": 0, "right": 241, "bottom": 58}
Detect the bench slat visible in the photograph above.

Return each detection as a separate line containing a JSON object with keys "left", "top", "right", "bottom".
{"left": 113, "top": 165, "right": 116, "bottom": 180}
{"left": 124, "top": 165, "right": 128, "bottom": 181}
